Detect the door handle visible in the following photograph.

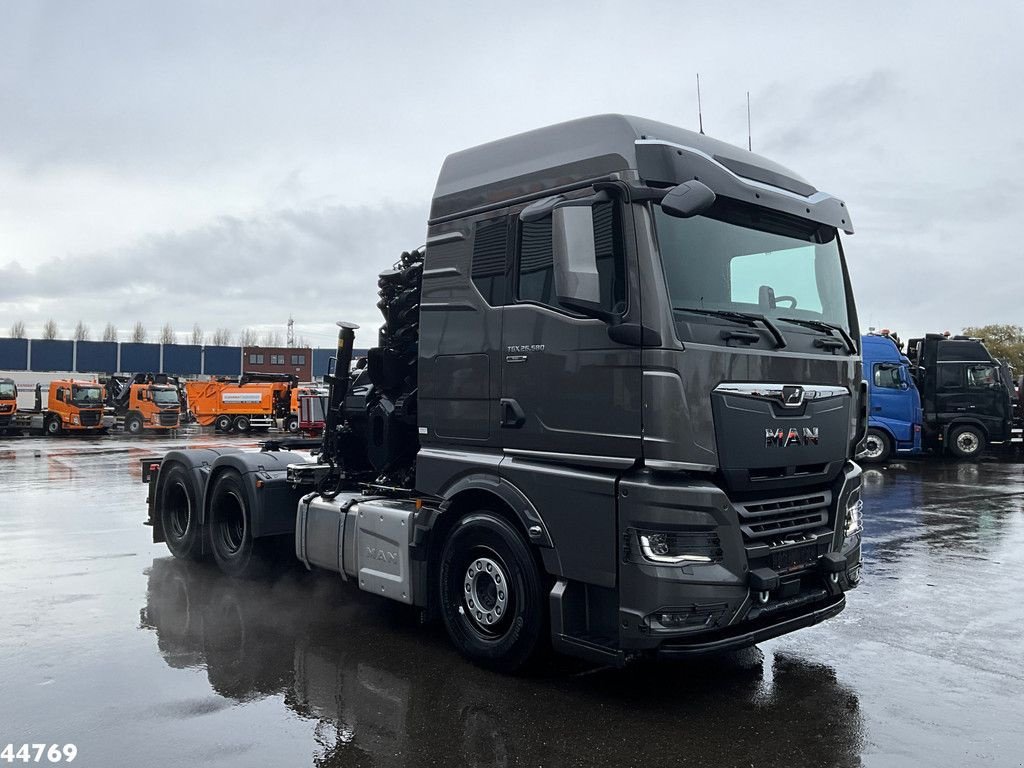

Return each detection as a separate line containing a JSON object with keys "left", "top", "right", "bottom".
{"left": 499, "top": 398, "right": 526, "bottom": 428}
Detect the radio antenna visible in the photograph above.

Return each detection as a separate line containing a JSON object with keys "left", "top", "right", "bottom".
{"left": 746, "top": 91, "right": 752, "bottom": 151}
{"left": 697, "top": 73, "right": 705, "bottom": 134}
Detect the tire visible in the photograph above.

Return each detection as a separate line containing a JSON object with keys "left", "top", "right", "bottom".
{"left": 438, "top": 512, "right": 547, "bottom": 673}
{"left": 949, "top": 424, "right": 986, "bottom": 460}
{"left": 285, "top": 416, "right": 299, "bottom": 434}
{"left": 206, "top": 471, "right": 272, "bottom": 579}
{"left": 214, "top": 415, "right": 233, "bottom": 433}
{"left": 861, "top": 428, "right": 892, "bottom": 463}
{"left": 45, "top": 415, "right": 61, "bottom": 436}
{"left": 159, "top": 463, "right": 204, "bottom": 561}
{"left": 125, "top": 414, "right": 145, "bottom": 435}
{"left": 233, "top": 415, "right": 250, "bottom": 433}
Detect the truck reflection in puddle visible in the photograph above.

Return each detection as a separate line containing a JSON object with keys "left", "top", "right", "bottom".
{"left": 140, "top": 557, "right": 864, "bottom": 767}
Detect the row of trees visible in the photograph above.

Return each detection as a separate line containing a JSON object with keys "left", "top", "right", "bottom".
{"left": 6, "top": 320, "right": 306, "bottom": 348}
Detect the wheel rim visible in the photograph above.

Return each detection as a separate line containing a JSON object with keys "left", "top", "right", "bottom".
{"left": 166, "top": 482, "right": 191, "bottom": 540}
{"left": 217, "top": 491, "right": 246, "bottom": 555}
{"left": 957, "top": 431, "right": 980, "bottom": 455}
{"left": 47, "top": 420, "right": 58, "bottom": 434}
{"left": 462, "top": 553, "right": 511, "bottom": 635}
{"left": 863, "top": 434, "right": 884, "bottom": 459}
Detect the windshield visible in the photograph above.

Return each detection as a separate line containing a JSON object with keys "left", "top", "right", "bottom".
{"left": 0, "top": 383, "right": 15, "bottom": 398}
{"left": 151, "top": 388, "right": 179, "bottom": 405}
{"left": 654, "top": 199, "right": 852, "bottom": 335}
{"left": 72, "top": 386, "right": 103, "bottom": 405}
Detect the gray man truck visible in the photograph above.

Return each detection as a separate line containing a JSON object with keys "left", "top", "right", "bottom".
{"left": 142, "top": 114, "right": 865, "bottom": 671}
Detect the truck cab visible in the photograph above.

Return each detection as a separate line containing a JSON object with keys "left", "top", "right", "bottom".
{"left": 45, "top": 380, "right": 107, "bottom": 435}
{"left": 907, "top": 333, "right": 1024, "bottom": 458}
{"left": 861, "top": 333, "right": 922, "bottom": 462}
{"left": 0, "top": 377, "right": 16, "bottom": 434}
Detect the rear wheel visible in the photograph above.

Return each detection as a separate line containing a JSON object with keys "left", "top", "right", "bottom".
{"left": 233, "top": 415, "right": 250, "bottom": 433}
{"left": 214, "top": 415, "right": 233, "bottom": 433}
{"left": 207, "top": 471, "right": 273, "bottom": 579}
{"left": 861, "top": 428, "right": 892, "bottom": 463}
{"left": 285, "top": 416, "right": 299, "bottom": 434}
{"left": 44, "top": 415, "right": 61, "bottom": 436}
{"left": 125, "top": 414, "right": 145, "bottom": 435}
{"left": 949, "top": 424, "right": 985, "bottom": 460}
{"left": 439, "top": 512, "right": 547, "bottom": 673}
{"left": 159, "top": 463, "right": 204, "bottom": 560}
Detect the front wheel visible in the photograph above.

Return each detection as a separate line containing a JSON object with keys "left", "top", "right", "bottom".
{"left": 861, "top": 428, "right": 892, "bottom": 463}
{"left": 285, "top": 416, "right": 299, "bottom": 434}
{"left": 207, "top": 471, "right": 273, "bottom": 579}
{"left": 438, "top": 512, "right": 547, "bottom": 673}
{"left": 45, "top": 415, "right": 61, "bottom": 436}
{"left": 125, "top": 414, "right": 144, "bottom": 435}
{"left": 949, "top": 424, "right": 986, "bottom": 460}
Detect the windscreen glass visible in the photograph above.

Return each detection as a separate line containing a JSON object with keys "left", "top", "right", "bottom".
{"left": 151, "top": 388, "right": 179, "bottom": 405}
{"left": 655, "top": 199, "right": 851, "bottom": 333}
{"left": 72, "top": 386, "right": 103, "bottom": 405}
{"left": 0, "top": 383, "right": 15, "bottom": 398}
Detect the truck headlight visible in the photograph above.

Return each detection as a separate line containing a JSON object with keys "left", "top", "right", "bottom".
{"left": 72, "top": 416, "right": 80, "bottom": 425}
{"left": 844, "top": 492, "right": 863, "bottom": 538}
{"left": 636, "top": 530, "right": 722, "bottom": 565}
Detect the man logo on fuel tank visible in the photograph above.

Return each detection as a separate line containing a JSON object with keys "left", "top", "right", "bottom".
{"left": 766, "top": 427, "right": 820, "bottom": 447}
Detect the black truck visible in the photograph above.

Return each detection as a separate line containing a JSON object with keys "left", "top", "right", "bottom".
{"left": 907, "top": 333, "right": 1024, "bottom": 458}
{"left": 142, "top": 114, "right": 865, "bottom": 671}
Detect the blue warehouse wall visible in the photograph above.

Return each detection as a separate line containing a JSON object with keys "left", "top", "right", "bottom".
{"left": 0, "top": 339, "right": 28, "bottom": 370}
{"left": 203, "top": 346, "right": 240, "bottom": 376}
{"left": 30, "top": 340, "right": 74, "bottom": 371}
{"left": 76, "top": 341, "right": 118, "bottom": 373}
{"left": 163, "top": 345, "right": 202, "bottom": 375}
{"left": 120, "top": 343, "right": 161, "bottom": 373}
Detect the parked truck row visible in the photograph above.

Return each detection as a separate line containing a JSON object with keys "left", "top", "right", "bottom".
{"left": 141, "top": 114, "right": 866, "bottom": 671}
{"left": 0, "top": 373, "right": 328, "bottom": 436}
{"left": 861, "top": 330, "right": 1023, "bottom": 462}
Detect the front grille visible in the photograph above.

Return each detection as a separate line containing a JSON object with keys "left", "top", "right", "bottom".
{"left": 735, "top": 490, "right": 832, "bottom": 541}
{"left": 158, "top": 412, "right": 178, "bottom": 426}
{"left": 79, "top": 410, "right": 101, "bottom": 426}
{"left": 0, "top": 404, "right": 12, "bottom": 413}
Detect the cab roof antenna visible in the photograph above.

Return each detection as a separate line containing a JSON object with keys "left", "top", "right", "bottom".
{"left": 746, "top": 91, "right": 752, "bottom": 151}
{"left": 697, "top": 73, "right": 705, "bottom": 135}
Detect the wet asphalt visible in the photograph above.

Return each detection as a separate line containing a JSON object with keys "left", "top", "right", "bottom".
{"left": 0, "top": 434, "right": 1022, "bottom": 768}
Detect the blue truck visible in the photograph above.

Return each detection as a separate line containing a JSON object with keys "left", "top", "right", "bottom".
{"left": 861, "top": 333, "right": 922, "bottom": 462}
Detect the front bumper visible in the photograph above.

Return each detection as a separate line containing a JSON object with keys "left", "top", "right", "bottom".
{"left": 616, "top": 461, "right": 862, "bottom": 655}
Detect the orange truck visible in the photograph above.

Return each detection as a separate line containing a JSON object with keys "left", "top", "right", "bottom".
{"left": 10, "top": 379, "right": 113, "bottom": 435}
{"left": 0, "top": 378, "right": 16, "bottom": 435}
{"left": 106, "top": 374, "right": 182, "bottom": 434}
{"left": 185, "top": 373, "right": 297, "bottom": 433}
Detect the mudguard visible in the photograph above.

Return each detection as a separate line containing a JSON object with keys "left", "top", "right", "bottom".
{"left": 207, "top": 450, "right": 312, "bottom": 538}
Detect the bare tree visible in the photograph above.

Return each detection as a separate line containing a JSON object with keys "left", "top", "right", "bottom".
{"left": 296, "top": 335, "right": 310, "bottom": 348}
{"left": 73, "top": 321, "right": 91, "bottom": 341}
{"left": 42, "top": 319, "right": 59, "bottom": 340}
{"left": 159, "top": 323, "right": 176, "bottom": 345}
{"left": 102, "top": 323, "right": 118, "bottom": 342}
{"left": 8, "top": 320, "right": 26, "bottom": 339}
{"left": 262, "top": 330, "right": 283, "bottom": 347}
{"left": 211, "top": 328, "right": 232, "bottom": 346}
{"left": 131, "top": 321, "right": 147, "bottom": 343}
{"left": 238, "top": 328, "right": 259, "bottom": 347}
{"left": 191, "top": 323, "right": 205, "bottom": 346}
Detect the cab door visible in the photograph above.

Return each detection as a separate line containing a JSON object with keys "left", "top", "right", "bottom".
{"left": 499, "top": 195, "right": 641, "bottom": 458}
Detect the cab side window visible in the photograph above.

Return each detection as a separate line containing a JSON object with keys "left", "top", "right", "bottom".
{"left": 967, "top": 365, "right": 997, "bottom": 388}
{"left": 873, "top": 363, "right": 902, "bottom": 389}
{"left": 516, "top": 201, "right": 626, "bottom": 313}
{"left": 937, "top": 364, "right": 963, "bottom": 390}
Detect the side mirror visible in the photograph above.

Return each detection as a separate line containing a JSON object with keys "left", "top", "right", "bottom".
{"left": 552, "top": 199, "right": 615, "bottom": 323}
{"left": 659, "top": 180, "right": 716, "bottom": 219}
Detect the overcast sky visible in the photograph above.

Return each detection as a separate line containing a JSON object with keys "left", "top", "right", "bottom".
{"left": 1, "top": 1, "right": 1022, "bottom": 347}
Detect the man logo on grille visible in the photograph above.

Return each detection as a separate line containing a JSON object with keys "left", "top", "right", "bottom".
{"left": 781, "top": 385, "right": 804, "bottom": 407}
{"left": 766, "top": 427, "right": 820, "bottom": 447}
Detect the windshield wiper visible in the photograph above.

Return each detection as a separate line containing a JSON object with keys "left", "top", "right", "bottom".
{"left": 673, "top": 307, "right": 787, "bottom": 349}
{"left": 777, "top": 317, "right": 856, "bottom": 354}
